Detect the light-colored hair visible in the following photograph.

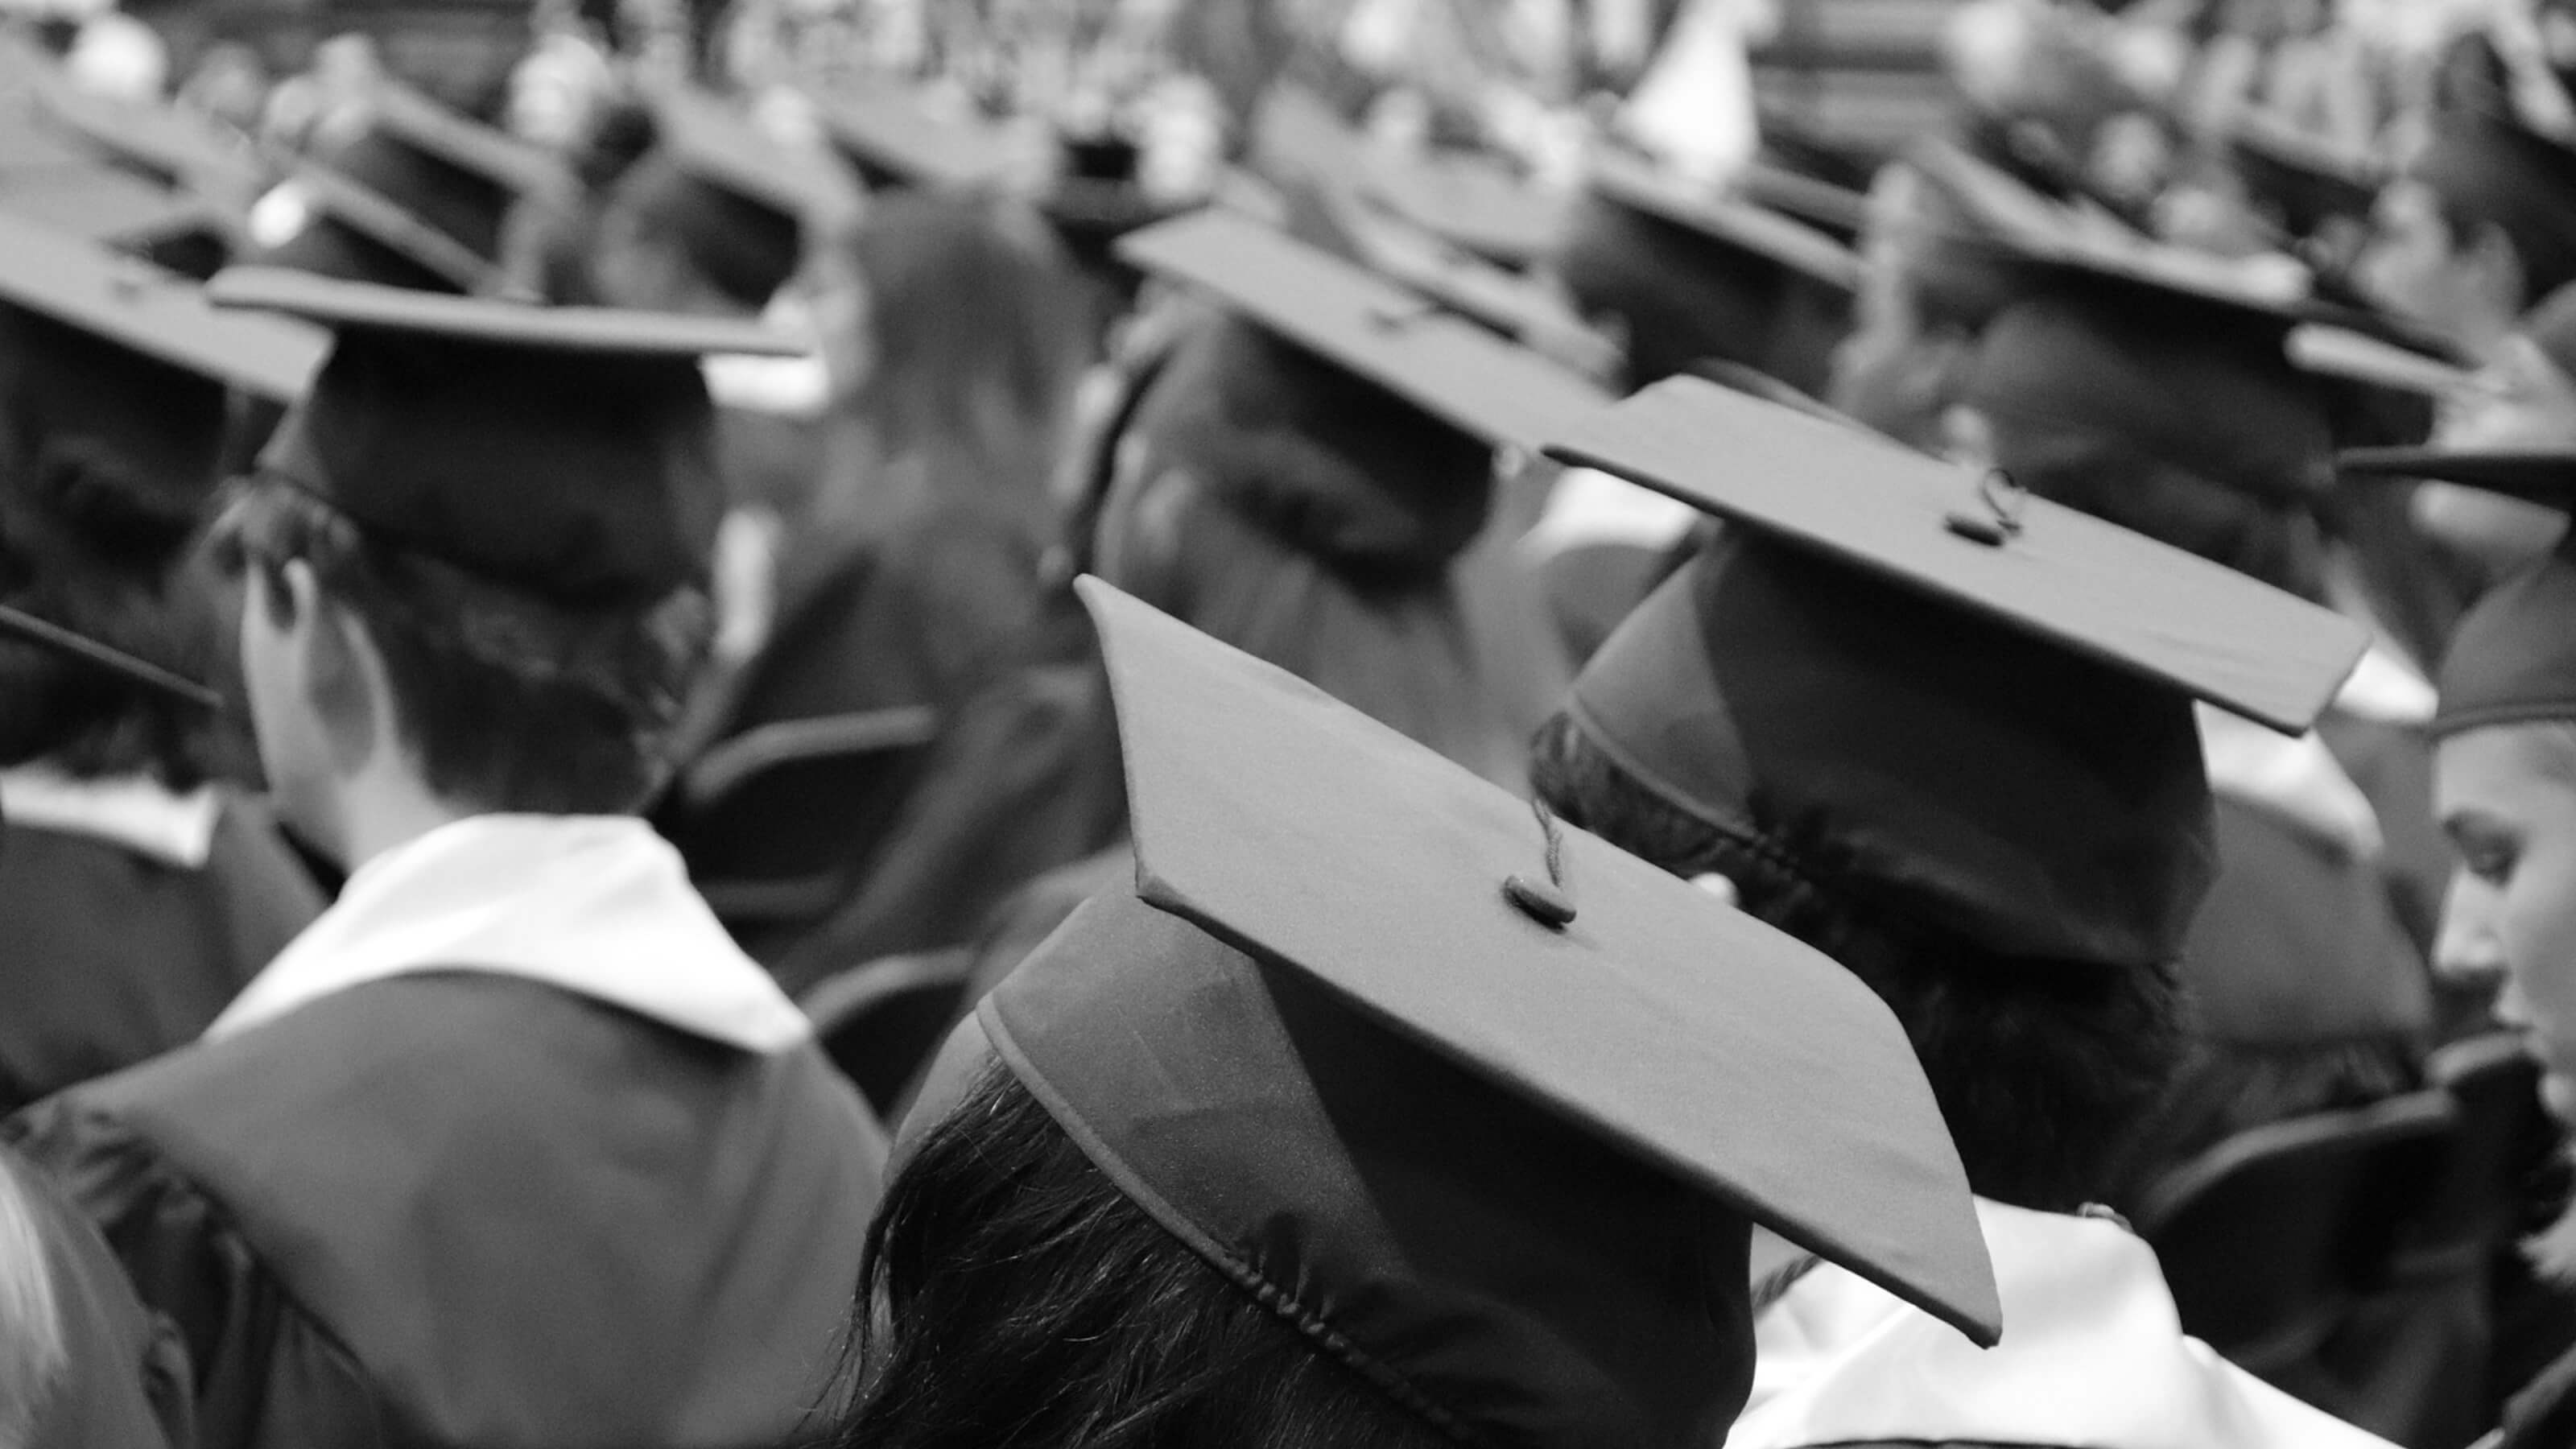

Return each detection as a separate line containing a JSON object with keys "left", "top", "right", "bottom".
{"left": 0, "top": 1164, "right": 66, "bottom": 1449}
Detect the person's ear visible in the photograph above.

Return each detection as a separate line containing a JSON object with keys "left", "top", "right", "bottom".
{"left": 273, "top": 560, "right": 386, "bottom": 774}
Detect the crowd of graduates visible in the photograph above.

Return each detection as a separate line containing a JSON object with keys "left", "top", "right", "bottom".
{"left": 19, "top": 0, "right": 2576, "bottom": 1446}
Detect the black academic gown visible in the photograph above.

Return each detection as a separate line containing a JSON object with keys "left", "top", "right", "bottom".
{"left": 0, "top": 792, "right": 321, "bottom": 1114}
{"left": 2106, "top": 793, "right": 2454, "bottom": 1447}
{"left": 5, "top": 973, "right": 884, "bottom": 1449}
{"left": 2, "top": 1144, "right": 194, "bottom": 1449}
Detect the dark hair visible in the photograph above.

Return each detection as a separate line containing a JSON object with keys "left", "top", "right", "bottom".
{"left": 840, "top": 192, "right": 1092, "bottom": 518}
{"left": 1528, "top": 712, "right": 2185, "bottom": 1212}
{"left": 821, "top": 1061, "right": 1454, "bottom": 1449}
{"left": 206, "top": 477, "right": 709, "bottom": 815}
{"left": 1988, "top": 416, "right": 2328, "bottom": 601}
{"left": 0, "top": 317, "right": 229, "bottom": 786}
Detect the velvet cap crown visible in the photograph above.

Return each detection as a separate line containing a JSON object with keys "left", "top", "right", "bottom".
{"left": 2336, "top": 444, "right": 2576, "bottom": 737}
{"left": 1553, "top": 380, "right": 2368, "bottom": 968}
{"left": 907, "top": 577, "right": 1998, "bottom": 1449}
{"left": 208, "top": 266, "right": 799, "bottom": 603}
{"left": 1117, "top": 208, "right": 1608, "bottom": 454}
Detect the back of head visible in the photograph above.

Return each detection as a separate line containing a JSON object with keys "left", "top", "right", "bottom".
{"left": 1555, "top": 191, "right": 1847, "bottom": 395}
{"left": 0, "top": 303, "right": 229, "bottom": 784}
{"left": 844, "top": 191, "right": 1092, "bottom": 514}
{"left": 835, "top": 1059, "right": 1457, "bottom": 1449}
{"left": 1097, "top": 312, "right": 1525, "bottom": 782}
{"left": 2413, "top": 107, "right": 2576, "bottom": 311}
{"left": 1964, "top": 293, "right": 2332, "bottom": 598}
{"left": 1535, "top": 530, "right": 2207, "bottom": 1208}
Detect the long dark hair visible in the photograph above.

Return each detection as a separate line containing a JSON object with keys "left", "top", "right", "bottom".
{"left": 818, "top": 1060, "right": 1452, "bottom": 1449}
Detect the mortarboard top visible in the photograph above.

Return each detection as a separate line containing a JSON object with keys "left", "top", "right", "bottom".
{"left": 338, "top": 84, "right": 571, "bottom": 206}
{"left": 2287, "top": 323, "right": 2479, "bottom": 398}
{"left": 2223, "top": 111, "right": 2382, "bottom": 233}
{"left": 1583, "top": 149, "right": 1860, "bottom": 292}
{"left": 31, "top": 76, "right": 266, "bottom": 207}
{"left": 1548, "top": 376, "right": 2368, "bottom": 733}
{"left": 269, "top": 159, "right": 497, "bottom": 294}
{"left": 0, "top": 159, "right": 226, "bottom": 248}
{"left": 205, "top": 264, "right": 799, "bottom": 357}
{"left": 0, "top": 209, "right": 319, "bottom": 403}
{"left": 1116, "top": 208, "right": 1610, "bottom": 455}
{"left": 922, "top": 576, "right": 1998, "bottom": 1443}
{"left": 808, "top": 83, "right": 1018, "bottom": 192}
{"left": 1357, "top": 145, "right": 1570, "bottom": 268}
{"left": 1733, "top": 158, "right": 1870, "bottom": 242}
{"left": 2335, "top": 443, "right": 2576, "bottom": 506}
{"left": 2328, "top": 446, "right": 2576, "bottom": 739}
{"left": 649, "top": 86, "right": 861, "bottom": 227}
{"left": 208, "top": 266, "right": 799, "bottom": 603}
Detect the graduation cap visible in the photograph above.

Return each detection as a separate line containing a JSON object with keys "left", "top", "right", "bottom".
{"left": 1116, "top": 208, "right": 1609, "bottom": 456}
{"left": 1582, "top": 149, "right": 1860, "bottom": 292}
{"left": 0, "top": 159, "right": 236, "bottom": 273}
{"left": 0, "top": 208, "right": 318, "bottom": 403}
{"left": 299, "top": 86, "right": 570, "bottom": 268}
{"left": 208, "top": 265, "right": 799, "bottom": 604}
{"left": 1550, "top": 378, "right": 2367, "bottom": 969}
{"left": 1357, "top": 145, "right": 1571, "bottom": 268}
{"left": 254, "top": 162, "right": 494, "bottom": 294}
{"left": 31, "top": 76, "right": 266, "bottom": 208}
{"left": 2405, "top": 102, "right": 2576, "bottom": 306}
{"left": 609, "top": 88, "right": 858, "bottom": 310}
{"left": 807, "top": 83, "right": 1018, "bottom": 192}
{"left": 2223, "top": 111, "right": 2384, "bottom": 239}
{"left": 906, "top": 575, "right": 2000, "bottom": 1447}
{"left": 2335, "top": 446, "right": 2576, "bottom": 737}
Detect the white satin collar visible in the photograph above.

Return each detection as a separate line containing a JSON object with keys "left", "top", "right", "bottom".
{"left": 1730, "top": 1199, "right": 2398, "bottom": 1449}
{"left": 206, "top": 814, "right": 809, "bottom": 1052}
{"left": 0, "top": 766, "right": 220, "bottom": 868}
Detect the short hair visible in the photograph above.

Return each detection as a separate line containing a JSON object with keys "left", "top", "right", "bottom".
{"left": 206, "top": 476, "right": 711, "bottom": 815}
{"left": 1528, "top": 711, "right": 2186, "bottom": 1212}
{"left": 826, "top": 1059, "right": 1455, "bottom": 1449}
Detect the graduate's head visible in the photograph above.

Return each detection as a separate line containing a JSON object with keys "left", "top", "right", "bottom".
{"left": 1954, "top": 273, "right": 2334, "bottom": 601}
{"left": 0, "top": 223, "right": 320, "bottom": 786}
{"left": 253, "top": 86, "right": 570, "bottom": 296}
{"left": 2330, "top": 448, "right": 2576, "bottom": 1120}
{"left": 1827, "top": 146, "right": 2027, "bottom": 452}
{"left": 2406, "top": 282, "right": 2576, "bottom": 576}
{"left": 590, "top": 92, "right": 849, "bottom": 320}
{"left": 836, "top": 189, "right": 1090, "bottom": 513}
{"left": 1535, "top": 381, "right": 2370, "bottom": 1209}
{"left": 1556, "top": 154, "right": 1858, "bottom": 399}
{"left": 1087, "top": 213, "right": 1602, "bottom": 786}
{"left": 200, "top": 270, "right": 785, "bottom": 863}
{"left": 829, "top": 580, "right": 1999, "bottom": 1449}
{"left": 2359, "top": 109, "right": 2576, "bottom": 361}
